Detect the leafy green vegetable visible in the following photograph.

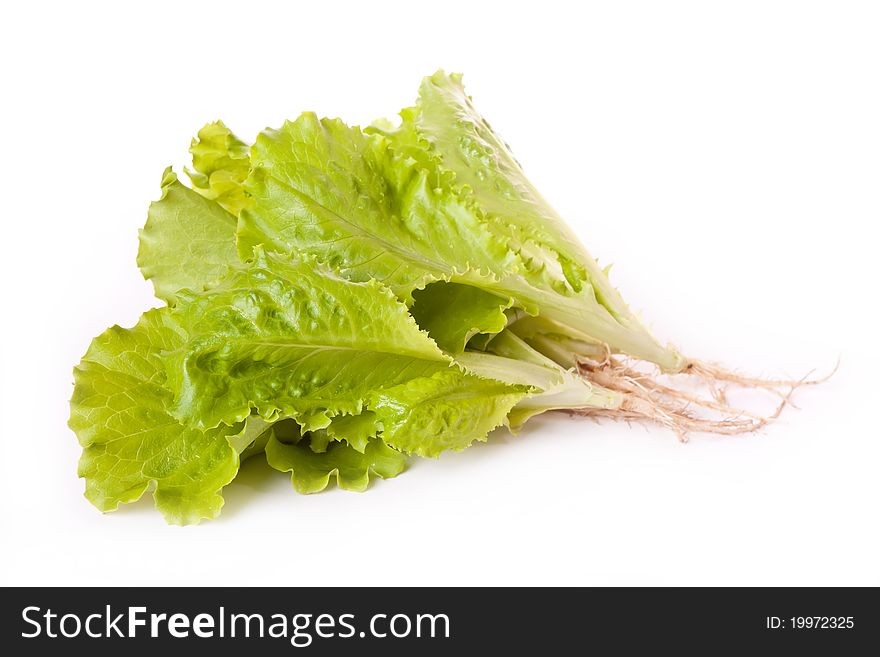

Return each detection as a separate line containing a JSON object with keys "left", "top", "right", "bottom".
{"left": 370, "top": 368, "right": 528, "bottom": 457}
{"left": 371, "top": 71, "right": 686, "bottom": 371}
{"left": 265, "top": 424, "right": 406, "bottom": 494}
{"left": 71, "top": 70, "right": 793, "bottom": 524}
{"left": 409, "top": 282, "right": 511, "bottom": 354}
{"left": 162, "top": 249, "right": 454, "bottom": 431}
{"left": 73, "top": 248, "right": 596, "bottom": 521}
{"left": 186, "top": 120, "right": 252, "bottom": 217}
{"left": 238, "top": 113, "right": 521, "bottom": 304}
{"left": 237, "top": 90, "right": 681, "bottom": 371}
{"left": 137, "top": 168, "right": 239, "bottom": 304}
{"left": 69, "top": 309, "right": 270, "bottom": 525}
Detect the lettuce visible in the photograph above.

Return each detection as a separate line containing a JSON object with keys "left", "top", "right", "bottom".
{"left": 186, "top": 120, "right": 252, "bottom": 217}
{"left": 70, "top": 71, "right": 801, "bottom": 523}
{"left": 138, "top": 168, "right": 239, "bottom": 304}
{"left": 74, "top": 244, "right": 618, "bottom": 521}
{"left": 238, "top": 105, "right": 682, "bottom": 370}
{"left": 264, "top": 421, "right": 407, "bottom": 494}
{"left": 70, "top": 309, "right": 268, "bottom": 525}
{"left": 71, "top": 250, "right": 550, "bottom": 521}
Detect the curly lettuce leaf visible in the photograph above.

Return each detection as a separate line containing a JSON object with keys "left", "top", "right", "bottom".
{"left": 265, "top": 428, "right": 406, "bottom": 494}
{"left": 369, "top": 368, "right": 527, "bottom": 457}
{"left": 138, "top": 122, "right": 251, "bottom": 305}
{"left": 162, "top": 249, "right": 455, "bottom": 431}
{"left": 71, "top": 249, "right": 593, "bottom": 524}
{"left": 137, "top": 168, "right": 239, "bottom": 304}
{"left": 238, "top": 113, "right": 632, "bottom": 361}
{"left": 373, "top": 71, "right": 686, "bottom": 372}
{"left": 69, "top": 309, "right": 269, "bottom": 524}
{"left": 156, "top": 102, "right": 679, "bottom": 370}
{"left": 409, "top": 282, "right": 511, "bottom": 354}
{"left": 408, "top": 72, "right": 591, "bottom": 291}
{"left": 160, "top": 249, "right": 584, "bottom": 454}
{"left": 186, "top": 120, "right": 252, "bottom": 217}
{"left": 324, "top": 412, "right": 379, "bottom": 453}
{"left": 69, "top": 72, "right": 699, "bottom": 526}
{"left": 238, "top": 113, "right": 526, "bottom": 303}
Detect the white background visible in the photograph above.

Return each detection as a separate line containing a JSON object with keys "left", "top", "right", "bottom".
{"left": 1, "top": 1, "right": 877, "bottom": 586}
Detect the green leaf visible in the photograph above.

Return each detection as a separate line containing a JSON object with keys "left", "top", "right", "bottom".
{"left": 73, "top": 247, "right": 542, "bottom": 524}
{"left": 239, "top": 113, "right": 522, "bottom": 303}
{"left": 69, "top": 309, "right": 268, "bottom": 525}
{"left": 137, "top": 168, "right": 239, "bottom": 304}
{"left": 186, "top": 120, "right": 252, "bottom": 217}
{"left": 70, "top": 72, "right": 703, "bottom": 525}
{"left": 265, "top": 430, "right": 406, "bottom": 494}
{"left": 369, "top": 369, "right": 528, "bottom": 457}
{"left": 239, "top": 112, "right": 656, "bottom": 367}
{"left": 325, "top": 411, "right": 379, "bottom": 453}
{"left": 162, "top": 249, "right": 457, "bottom": 431}
{"left": 408, "top": 72, "right": 591, "bottom": 292}
{"left": 374, "top": 71, "right": 686, "bottom": 371}
{"left": 152, "top": 247, "right": 542, "bottom": 459}
{"left": 410, "top": 282, "right": 511, "bottom": 354}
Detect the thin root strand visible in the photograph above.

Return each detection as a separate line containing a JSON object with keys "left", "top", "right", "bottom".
{"left": 570, "top": 354, "right": 830, "bottom": 440}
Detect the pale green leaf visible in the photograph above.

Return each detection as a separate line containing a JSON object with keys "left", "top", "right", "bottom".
{"left": 325, "top": 411, "right": 379, "bottom": 453}
{"left": 69, "top": 309, "right": 267, "bottom": 525}
{"left": 137, "top": 168, "right": 239, "bottom": 304}
{"left": 239, "top": 112, "right": 649, "bottom": 367}
{"left": 410, "top": 282, "right": 511, "bottom": 354}
{"left": 375, "top": 71, "right": 686, "bottom": 371}
{"left": 265, "top": 429, "right": 406, "bottom": 494}
{"left": 162, "top": 249, "right": 455, "bottom": 431}
{"left": 369, "top": 369, "right": 528, "bottom": 457}
{"left": 186, "top": 120, "right": 252, "bottom": 217}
